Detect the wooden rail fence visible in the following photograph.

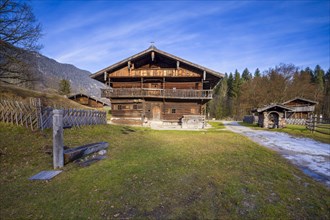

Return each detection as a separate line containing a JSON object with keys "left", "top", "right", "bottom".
{"left": 306, "top": 116, "right": 330, "bottom": 135}
{"left": 0, "top": 98, "right": 107, "bottom": 131}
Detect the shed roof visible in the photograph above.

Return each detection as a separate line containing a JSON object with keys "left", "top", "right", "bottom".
{"left": 90, "top": 45, "right": 224, "bottom": 79}
{"left": 68, "top": 93, "right": 110, "bottom": 106}
{"left": 282, "top": 97, "right": 318, "bottom": 105}
{"left": 257, "top": 104, "right": 293, "bottom": 113}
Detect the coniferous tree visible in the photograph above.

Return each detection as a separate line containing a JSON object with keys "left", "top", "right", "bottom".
{"left": 227, "top": 72, "right": 234, "bottom": 98}
{"left": 59, "top": 79, "right": 71, "bottom": 95}
{"left": 303, "top": 67, "right": 313, "bottom": 82}
{"left": 254, "top": 68, "right": 261, "bottom": 78}
{"left": 323, "top": 69, "right": 330, "bottom": 117}
{"left": 314, "top": 65, "right": 325, "bottom": 91}
{"left": 227, "top": 72, "right": 234, "bottom": 117}
{"left": 242, "top": 68, "right": 252, "bottom": 81}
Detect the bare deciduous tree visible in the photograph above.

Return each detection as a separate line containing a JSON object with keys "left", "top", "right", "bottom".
{"left": 0, "top": 0, "right": 42, "bottom": 86}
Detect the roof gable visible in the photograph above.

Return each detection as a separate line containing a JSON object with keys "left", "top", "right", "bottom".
{"left": 257, "top": 104, "right": 293, "bottom": 113}
{"left": 282, "top": 97, "right": 318, "bottom": 105}
{"left": 90, "top": 46, "right": 224, "bottom": 80}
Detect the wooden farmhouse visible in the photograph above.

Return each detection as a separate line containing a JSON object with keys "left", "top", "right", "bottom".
{"left": 68, "top": 93, "right": 110, "bottom": 108}
{"left": 90, "top": 46, "right": 223, "bottom": 127}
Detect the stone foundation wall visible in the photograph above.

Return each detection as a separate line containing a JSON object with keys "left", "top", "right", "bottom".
{"left": 181, "top": 115, "right": 205, "bottom": 129}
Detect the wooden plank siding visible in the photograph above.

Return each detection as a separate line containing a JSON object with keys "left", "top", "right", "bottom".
{"left": 282, "top": 98, "right": 317, "bottom": 119}
{"left": 111, "top": 100, "right": 202, "bottom": 122}
{"left": 109, "top": 67, "right": 200, "bottom": 78}
{"left": 68, "top": 94, "right": 108, "bottom": 108}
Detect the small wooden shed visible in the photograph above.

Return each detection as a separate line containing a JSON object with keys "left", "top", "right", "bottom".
{"left": 282, "top": 97, "right": 318, "bottom": 119}
{"left": 68, "top": 93, "right": 110, "bottom": 108}
{"left": 255, "top": 104, "right": 293, "bottom": 128}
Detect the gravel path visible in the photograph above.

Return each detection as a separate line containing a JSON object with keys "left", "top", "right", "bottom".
{"left": 223, "top": 121, "right": 330, "bottom": 187}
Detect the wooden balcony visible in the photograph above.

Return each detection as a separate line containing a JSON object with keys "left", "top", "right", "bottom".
{"left": 101, "top": 88, "right": 213, "bottom": 100}
{"left": 290, "top": 106, "right": 315, "bottom": 112}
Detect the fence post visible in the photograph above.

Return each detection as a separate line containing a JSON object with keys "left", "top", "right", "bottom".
{"left": 53, "top": 109, "right": 64, "bottom": 169}
{"left": 312, "top": 115, "right": 317, "bottom": 133}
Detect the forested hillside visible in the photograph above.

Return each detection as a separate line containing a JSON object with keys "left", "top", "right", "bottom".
{"left": 208, "top": 64, "right": 329, "bottom": 119}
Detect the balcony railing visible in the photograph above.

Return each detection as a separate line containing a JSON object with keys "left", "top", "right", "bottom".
{"left": 290, "top": 106, "right": 315, "bottom": 112}
{"left": 101, "top": 88, "right": 213, "bottom": 99}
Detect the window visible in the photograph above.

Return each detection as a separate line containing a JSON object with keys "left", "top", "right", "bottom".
{"left": 133, "top": 104, "right": 138, "bottom": 110}
{"left": 171, "top": 108, "right": 176, "bottom": 114}
{"left": 118, "top": 105, "right": 122, "bottom": 110}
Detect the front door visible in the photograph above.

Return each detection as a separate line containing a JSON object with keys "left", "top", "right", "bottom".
{"left": 152, "top": 106, "right": 161, "bottom": 120}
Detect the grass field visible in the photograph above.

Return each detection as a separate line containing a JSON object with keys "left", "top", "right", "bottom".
{"left": 0, "top": 122, "right": 329, "bottom": 219}
{"left": 239, "top": 122, "right": 330, "bottom": 144}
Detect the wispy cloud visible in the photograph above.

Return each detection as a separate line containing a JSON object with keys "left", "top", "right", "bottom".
{"left": 33, "top": 0, "right": 330, "bottom": 73}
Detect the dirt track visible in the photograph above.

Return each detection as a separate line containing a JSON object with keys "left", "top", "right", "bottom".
{"left": 223, "top": 121, "right": 330, "bottom": 187}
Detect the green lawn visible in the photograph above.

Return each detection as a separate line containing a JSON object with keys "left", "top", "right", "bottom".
{"left": 0, "top": 122, "right": 329, "bottom": 219}
{"left": 239, "top": 122, "right": 330, "bottom": 144}
{"left": 207, "top": 121, "right": 225, "bottom": 130}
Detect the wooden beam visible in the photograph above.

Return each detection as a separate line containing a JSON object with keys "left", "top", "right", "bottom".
{"left": 63, "top": 142, "right": 109, "bottom": 164}
{"left": 177, "top": 61, "right": 180, "bottom": 69}
{"left": 104, "top": 72, "right": 107, "bottom": 82}
{"left": 128, "top": 61, "right": 131, "bottom": 69}
{"left": 203, "top": 71, "right": 206, "bottom": 81}
{"left": 53, "top": 110, "right": 64, "bottom": 169}
{"left": 151, "top": 51, "right": 155, "bottom": 61}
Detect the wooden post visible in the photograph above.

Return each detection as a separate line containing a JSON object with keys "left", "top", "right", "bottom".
{"left": 53, "top": 109, "right": 64, "bottom": 169}
{"left": 312, "top": 115, "right": 316, "bottom": 133}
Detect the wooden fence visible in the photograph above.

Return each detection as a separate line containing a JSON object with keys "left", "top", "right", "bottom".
{"left": 0, "top": 98, "right": 107, "bottom": 131}
{"left": 0, "top": 98, "right": 42, "bottom": 131}
{"left": 285, "top": 118, "right": 306, "bottom": 125}
{"left": 40, "top": 108, "right": 107, "bottom": 130}
{"left": 306, "top": 116, "right": 330, "bottom": 135}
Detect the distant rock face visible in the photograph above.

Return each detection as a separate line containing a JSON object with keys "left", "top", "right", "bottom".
{"left": 11, "top": 50, "right": 108, "bottom": 98}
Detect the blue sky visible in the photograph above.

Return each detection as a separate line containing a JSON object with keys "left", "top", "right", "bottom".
{"left": 31, "top": 0, "right": 330, "bottom": 74}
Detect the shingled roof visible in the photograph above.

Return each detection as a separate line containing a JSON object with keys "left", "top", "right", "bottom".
{"left": 90, "top": 45, "right": 224, "bottom": 79}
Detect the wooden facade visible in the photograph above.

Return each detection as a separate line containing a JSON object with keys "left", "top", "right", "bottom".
{"left": 91, "top": 46, "right": 223, "bottom": 126}
{"left": 68, "top": 93, "right": 110, "bottom": 108}
{"left": 282, "top": 97, "right": 317, "bottom": 119}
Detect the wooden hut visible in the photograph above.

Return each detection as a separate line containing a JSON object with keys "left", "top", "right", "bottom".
{"left": 282, "top": 97, "right": 318, "bottom": 119}
{"left": 90, "top": 46, "right": 223, "bottom": 127}
{"left": 255, "top": 104, "right": 293, "bottom": 128}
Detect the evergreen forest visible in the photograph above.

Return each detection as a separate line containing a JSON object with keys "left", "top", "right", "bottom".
{"left": 208, "top": 64, "right": 329, "bottom": 119}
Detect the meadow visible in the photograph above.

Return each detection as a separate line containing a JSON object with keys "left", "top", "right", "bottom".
{"left": 0, "top": 122, "right": 329, "bottom": 219}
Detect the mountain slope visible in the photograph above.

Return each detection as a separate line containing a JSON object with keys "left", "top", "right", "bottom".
{"left": 29, "top": 52, "right": 108, "bottom": 98}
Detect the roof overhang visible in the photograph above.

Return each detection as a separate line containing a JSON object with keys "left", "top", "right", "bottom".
{"left": 257, "top": 104, "right": 293, "bottom": 113}
{"left": 282, "top": 97, "right": 318, "bottom": 105}
{"left": 90, "top": 46, "right": 224, "bottom": 80}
